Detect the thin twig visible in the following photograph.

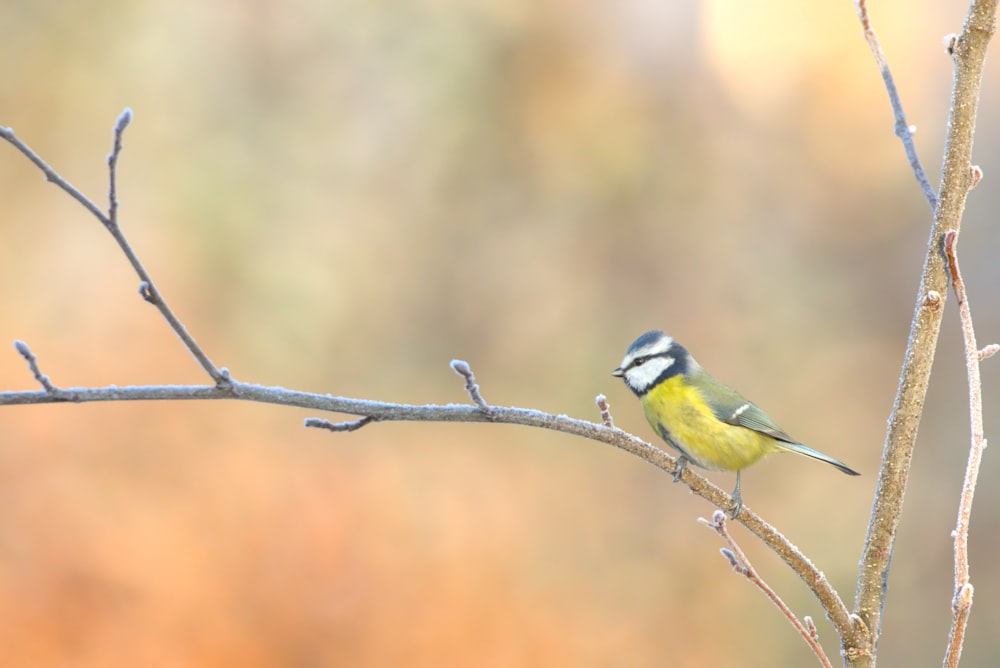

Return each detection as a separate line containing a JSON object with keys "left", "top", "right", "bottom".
{"left": 700, "top": 511, "right": 834, "bottom": 668}
{"left": 942, "top": 230, "right": 991, "bottom": 668}
{"left": 0, "top": 125, "right": 110, "bottom": 223}
{"left": 450, "top": 359, "right": 492, "bottom": 415}
{"left": 854, "top": 0, "right": 938, "bottom": 210}
{"left": 0, "top": 117, "right": 228, "bottom": 386}
{"left": 13, "top": 341, "right": 60, "bottom": 395}
{"left": 305, "top": 416, "right": 376, "bottom": 432}
{"left": 106, "top": 108, "right": 131, "bottom": 229}
{"left": 595, "top": 394, "right": 615, "bottom": 428}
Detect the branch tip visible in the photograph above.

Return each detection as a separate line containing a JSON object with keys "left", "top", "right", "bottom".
{"left": 978, "top": 343, "right": 999, "bottom": 361}
{"left": 450, "top": 359, "right": 491, "bottom": 413}
{"left": 14, "top": 340, "right": 59, "bottom": 394}
{"left": 115, "top": 108, "right": 133, "bottom": 134}
{"left": 106, "top": 109, "right": 131, "bottom": 225}
{"left": 720, "top": 548, "right": 740, "bottom": 570}
{"left": 595, "top": 394, "right": 615, "bottom": 428}
{"left": 449, "top": 359, "right": 471, "bottom": 376}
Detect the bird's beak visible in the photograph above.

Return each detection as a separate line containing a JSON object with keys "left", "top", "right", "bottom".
{"left": 611, "top": 367, "right": 624, "bottom": 377}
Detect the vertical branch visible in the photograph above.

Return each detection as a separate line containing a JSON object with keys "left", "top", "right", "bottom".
{"left": 941, "top": 230, "right": 993, "bottom": 668}
{"left": 850, "top": 1, "right": 999, "bottom": 665}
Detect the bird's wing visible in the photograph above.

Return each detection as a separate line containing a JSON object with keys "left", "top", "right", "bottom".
{"left": 694, "top": 367, "right": 799, "bottom": 444}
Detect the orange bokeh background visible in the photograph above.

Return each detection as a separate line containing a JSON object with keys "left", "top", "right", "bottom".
{"left": 2, "top": 1, "right": 1000, "bottom": 665}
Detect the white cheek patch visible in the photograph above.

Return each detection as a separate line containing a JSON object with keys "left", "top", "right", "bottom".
{"left": 625, "top": 355, "right": 674, "bottom": 393}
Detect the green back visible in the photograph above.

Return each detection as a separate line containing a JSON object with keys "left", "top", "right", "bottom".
{"left": 689, "top": 365, "right": 799, "bottom": 445}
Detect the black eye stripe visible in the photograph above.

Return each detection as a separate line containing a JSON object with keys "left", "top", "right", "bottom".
{"left": 630, "top": 352, "right": 668, "bottom": 368}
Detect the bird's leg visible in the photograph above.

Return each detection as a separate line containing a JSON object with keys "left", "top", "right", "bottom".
{"left": 672, "top": 455, "right": 690, "bottom": 483}
{"left": 730, "top": 471, "right": 743, "bottom": 519}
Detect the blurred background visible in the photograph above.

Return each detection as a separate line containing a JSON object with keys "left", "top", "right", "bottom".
{"left": 1, "top": 0, "right": 998, "bottom": 665}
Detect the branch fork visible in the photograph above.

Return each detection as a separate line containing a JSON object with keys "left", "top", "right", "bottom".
{"left": 700, "top": 511, "right": 834, "bottom": 668}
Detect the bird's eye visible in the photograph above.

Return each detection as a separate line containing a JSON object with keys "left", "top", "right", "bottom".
{"left": 633, "top": 356, "right": 648, "bottom": 367}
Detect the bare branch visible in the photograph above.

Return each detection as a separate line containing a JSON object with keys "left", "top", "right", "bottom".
{"left": 852, "top": 2, "right": 999, "bottom": 663}
{"left": 0, "top": 357, "right": 855, "bottom": 640}
{"left": 700, "top": 511, "right": 834, "bottom": 668}
{"left": 941, "top": 230, "right": 990, "bottom": 668}
{"left": 0, "top": 111, "right": 860, "bottom": 655}
{"left": 0, "top": 125, "right": 110, "bottom": 223}
{"left": 0, "top": 117, "right": 228, "bottom": 386}
{"left": 854, "top": 0, "right": 938, "bottom": 209}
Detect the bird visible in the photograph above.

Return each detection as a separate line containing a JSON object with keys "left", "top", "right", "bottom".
{"left": 612, "top": 330, "right": 859, "bottom": 517}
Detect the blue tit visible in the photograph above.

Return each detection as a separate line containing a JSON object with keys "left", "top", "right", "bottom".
{"left": 612, "top": 330, "right": 859, "bottom": 517}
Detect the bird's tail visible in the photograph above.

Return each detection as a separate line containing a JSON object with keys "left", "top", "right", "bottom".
{"left": 779, "top": 442, "right": 860, "bottom": 476}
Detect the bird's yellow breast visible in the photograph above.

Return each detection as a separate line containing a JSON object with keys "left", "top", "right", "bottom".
{"left": 640, "top": 375, "right": 777, "bottom": 472}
